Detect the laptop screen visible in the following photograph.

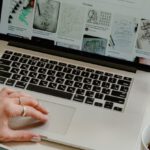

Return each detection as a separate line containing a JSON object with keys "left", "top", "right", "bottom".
{"left": 0, "top": 0, "right": 150, "bottom": 66}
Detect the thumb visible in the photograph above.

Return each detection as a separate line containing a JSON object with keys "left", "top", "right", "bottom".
{"left": 7, "top": 129, "right": 41, "bottom": 142}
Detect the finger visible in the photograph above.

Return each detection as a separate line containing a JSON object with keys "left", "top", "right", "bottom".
{"left": 2, "top": 129, "right": 41, "bottom": 142}
{"left": 0, "top": 88, "right": 16, "bottom": 96}
{"left": 21, "top": 97, "right": 48, "bottom": 114}
{"left": 9, "top": 105, "right": 48, "bottom": 122}
{"left": 8, "top": 91, "right": 31, "bottom": 98}
{"left": 12, "top": 97, "right": 48, "bottom": 114}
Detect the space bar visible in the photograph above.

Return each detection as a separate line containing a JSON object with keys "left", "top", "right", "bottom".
{"left": 27, "top": 84, "right": 73, "bottom": 100}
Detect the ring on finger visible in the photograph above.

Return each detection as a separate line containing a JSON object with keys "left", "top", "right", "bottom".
{"left": 18, "top": 97, "right": 22, "bottom": 105}
{"left": 21, "top": 106, "right": 27, "bottom": 117}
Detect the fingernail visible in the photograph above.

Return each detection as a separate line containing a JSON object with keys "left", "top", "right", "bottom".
{"left": 31, "top": 136, "right": 41, "bottom": 142}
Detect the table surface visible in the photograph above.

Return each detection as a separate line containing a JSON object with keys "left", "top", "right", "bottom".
{"left": 0, "top": 40, "right": 150, "bottom": 150}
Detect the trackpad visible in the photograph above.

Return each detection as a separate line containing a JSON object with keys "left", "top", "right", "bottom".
{"left": 10, "top": 101, "right": 76, "bottom": 135}
{"left": 37, "top": 100, "right": 76, "bottom": 135}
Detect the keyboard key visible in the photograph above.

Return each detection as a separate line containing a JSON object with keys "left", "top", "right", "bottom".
{"left": 65, "top": 74, "right": 74, "bottom": 80}
{"left": 92, "top": 80, "right": 101, "bottom": 86}
{"left": 28, "top": 72, "right": 37, "bottom": 78}
{"left": 0, "top": 71, "right": 11, "bottom": 78}
{"left": 104, "top": 102, "right": 113, "bottom": 109}
{"left": 40, "top": 58, "right": 48, "bottom": 62}
{"left": 67, "top": 87, "right": 76, "bottom": 93}
{"left": 86, "top": 68, "right": 94, "bottom": 72}
{"left": 124, "top": 77, "right": 132, "bottom": 81}
{"left": 77, "top": 66, "right": 85, "bottom": 70}
{"left": 36, "top": 61, "right": 46, "bottom": 67}
{"left": 46, "top": 76, "right": 55, "bottom": 82}
{"left": 12, "top": 74, "right": 21, "bottom": 80}
{"left": 65, "top": 80, "right": 73, "bottom": 86}
{"left": 105, "top": 73, "right": 113, "bottom": 77}
{"left": 10, "top": 56, "right": 19, "bottom": 61}
{"left": 30, "top": 78, "right": 39, "bottom": 85}
{"left": 19, "top": 57, "right": 28, "bottom": 63}
{"left": 120, "top": 86, "right": 129, "bottom": 93}
{"left": 72, "top": 69, "right": 81, "bottom": 75}
{"left": 95, "top": 93, "right": 104, "bottom": 99}
{"left": 95, "top": 70, "right": 104, "bottom": 75}
{"left": 12, "top": 62, "right": 21, "bottom": 68}
{"left": 48, "top": 82, "right": 57, "bottom": 89}
{"left": 94, "top": 102, "right": 103, "bottom": 107}
{"left": 118, "top": 80, "right": 130, "bottom": 86}
{"left": 20, "top": 64, "right": 29, "bottom": 70}
{"left": 38, "top": 68, "right": 47, "bottom": 74}
{"left": 0, "top": 65, "right": 10, "bottom": 72}
{"left": 56, "top": 78, "right": 64, "bottom": 84}
{"left": 47, "top": 70, "right": 56, "bottom": 76}
{"left": 39, "top": 80, "right": 48, "bottom": 87}
{"left": 22, "top": 54, "right": 30, "bottom": 58}
{"left": 73, "top": 94, "right": 84, "bottom": 102}
{"left": 0, "top": 76, "right": 6, "bottom": 84}
{"left": 6, "top": 79, "right": 15, "bottom": 86}
{"left": 57, "top": 85, "right": 66, "bottom": 91}
{"left": 4, "top": 50, "right": 13, "bottom": 55}
{"left": 45, "top": 64, "right": 54, "bottom": 69}
{"left": 114, "top": 75, "right": 122, "bottom": 79}
{"left": 86, "top": 91, "right": 94, "bottom": 97}
{"left": 11, "top": 68, "right": 19, "bottom": 74}
{"left": 74, "top": 76, "right": 83, "bottom": 82}
{"left": 21, "top": 76, "right": 30, "bottom": 82}
{"left": 19, "top": 70, "right": 28, "bottom": 76}
{"left": 111, "top": 91, "right": 127, "bottom": 98}
{"left": 29, "top": 66, "right": 38, "bottom": 72}
{"left": 104, "top": 95, "right": 125, "bottom": 104}
{"left": 108, "top": 78, "right": 117, "bottom": 83}
{"left": 85, "top": 97, "right": 94, "bottom": 105}
{"left": 111, "top": 84, "right": 119, "bottom": 90}
{"left": 59, "top": 62, "right": 67, "bottom": 67}
{"left": 90, "top": 73, "right": 99, "bottom": 79}
{"left": 114, "top": 107, "right": 123, "bottom": 112}
{"left": 83, "top": 78, "right": 92, "bottom": 84}
{"left": 50, "top": 60, "right": 57, "bottom": 64}
{"left": 102, "top": 82, "right": 110, "bottom": 88}
{"left": 27, "top": 84, "right": 73, "bottom": 100}
{"left": 76, "top": 89, "right": 85, "bottom": 95}
{"left": 0, "top": 59, "right": 11, "bottom": 66}
{"left": 56, "top": 72, "right": 65, "bottom": 78}
{"left": 92, "top": 86, "right": 101, "bottom": 92}
{"left": 63, "top": 67, "right": 72, "bottom": 73}
{"left": 81, "top": 71, "right": 89, "bottom": 77}
{"left": 28, "top": 59, "right": 37, "bottom": 65}
{"left": 74, "top": 82, "right": 83, "bottom": 88}
{"left": 15, "top": 81, "right": 27, "bottom": 89}
{"left": 14, "top": 52, "right": 22, "bottom": 57}
{"left": 102, "top": 88, "right": 110, "bottom": 94}
{"left": 68, "top": 64, "right": 76, "bottom": 68}
{"left": 37, "top": 74, "right": 46, "bottom": 80}
{"left": 99, "top": 76, "right": 108, "bottom": 81}
{"left": 83, "top": 84, "right": 92, "bottom": 90}
{"left": 54, "top": 65, "right": 63, "bottom": 71}
{"left": 2, "top": 54, "right": 11, "bottom": 59}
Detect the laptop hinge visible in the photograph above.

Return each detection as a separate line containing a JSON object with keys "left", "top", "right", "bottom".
{"left": 8, "top": 41, "right": 137, "bottom": 73}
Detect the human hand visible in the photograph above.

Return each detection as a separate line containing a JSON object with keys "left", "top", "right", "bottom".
{"left": 0, "top": 88, "right": 48, "bottom": 142}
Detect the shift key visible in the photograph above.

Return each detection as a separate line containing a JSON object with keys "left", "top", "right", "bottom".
{"left": 0, "top": 71, "right": 11, "bottom": 78}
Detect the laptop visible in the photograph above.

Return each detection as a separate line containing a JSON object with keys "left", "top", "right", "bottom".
{"left": 0, "top": 0, "right": 150, "bottom": 150}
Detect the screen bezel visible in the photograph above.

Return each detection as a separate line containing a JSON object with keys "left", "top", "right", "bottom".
{"left": 0, "top": 33, "right": 138, "bottom": 72}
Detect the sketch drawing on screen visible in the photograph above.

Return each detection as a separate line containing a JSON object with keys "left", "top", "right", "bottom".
{"left": 57, "top": 3, "right": 86, "bottom": 40}
{"left": 82, "top": 35, "right": 107, "bottom": 55}
{"left": 136, "top": 19, "right": 150, "bottom": 52}
{"left": 33, "top": 0, "right": 60, "bottom": 33}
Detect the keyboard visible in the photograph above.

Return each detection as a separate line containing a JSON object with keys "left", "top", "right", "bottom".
{"left": 0, "top": 50, "right": 133, "bottom": 112}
